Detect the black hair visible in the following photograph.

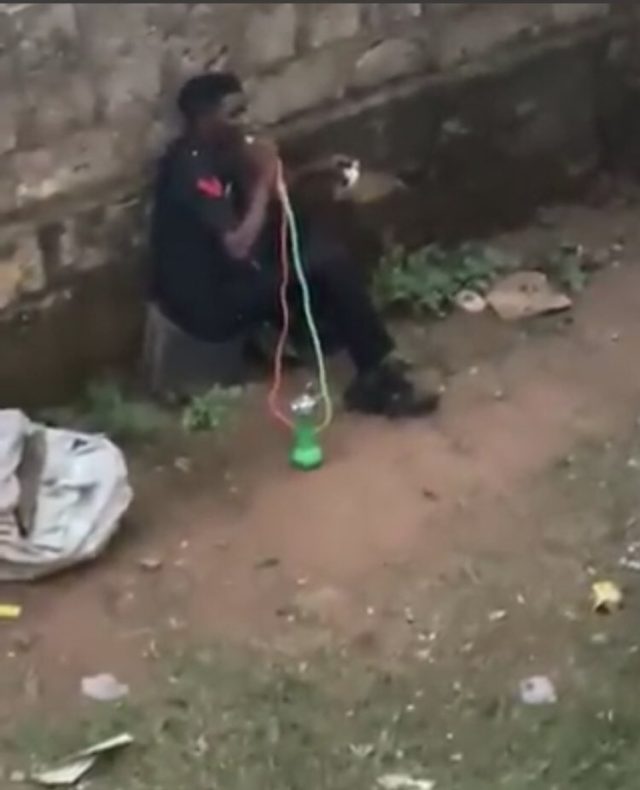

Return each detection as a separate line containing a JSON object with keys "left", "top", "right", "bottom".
{"left": 177, "top": 72, "right": 243, "bottom": 123}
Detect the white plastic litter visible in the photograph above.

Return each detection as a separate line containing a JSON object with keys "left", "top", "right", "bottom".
{"left": 519, "top": 675, "right": 558, "bottom": 706}
{"left": 0, "top": 410, "right": 132, "bottom": 581}
{"left": 81, "top": 673, "right": 130, "bottom": 702}
{"left": 378, "top": 774, "right": 435, "bottom": 790}
{"left": 31, "top": 733, "right": 134, "bottom": 787}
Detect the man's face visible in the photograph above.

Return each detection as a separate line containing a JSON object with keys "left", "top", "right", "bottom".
{"left": 216, "top": 92, "right": 250, "bottom": 137}
{"left": 202, "top": 91, "right": 251, "bottom": 172}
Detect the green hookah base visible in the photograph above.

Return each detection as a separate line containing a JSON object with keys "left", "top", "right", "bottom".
{"left": 290, "top": 425, "right": 324, "bottom": 471}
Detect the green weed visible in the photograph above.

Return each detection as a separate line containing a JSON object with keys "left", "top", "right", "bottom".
{"left": 542, "top": 247, "right": 589, "bottom": 294}
{"left": 40, "top": 381, "right": 168, "bottom": 443}
{"left": 81, "top": 381, "right": 168, "bottom": 442}
{"left": 181, "top": 386, "right": 243, "bottom": 433}
{"left": 373, "top": 243, "right": 514, "bottom": 317}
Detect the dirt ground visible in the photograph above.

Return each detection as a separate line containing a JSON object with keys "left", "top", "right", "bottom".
{"left": 4, "top": 198, "right": 640, "bottom": 788}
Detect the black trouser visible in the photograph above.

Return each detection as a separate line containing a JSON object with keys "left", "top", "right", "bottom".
{"left": 215, "top": 234, "right": 394, "bottom": 374}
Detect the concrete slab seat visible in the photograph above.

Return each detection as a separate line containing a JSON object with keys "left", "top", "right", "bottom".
{"left": 142, "top": 303, "right": 247, "bottom": 397}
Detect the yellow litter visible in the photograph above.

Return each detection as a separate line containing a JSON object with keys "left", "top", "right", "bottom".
{"left": 0, "top": 604, "right": 22, "bottom": 619}
{"left": 592, "top": 582, "right": 623, "bottom": 614}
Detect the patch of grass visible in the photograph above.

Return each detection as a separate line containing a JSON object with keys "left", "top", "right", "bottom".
{"left": 40, "top": 381, "right": 169, "bottom": 444}
{"left": 6, "top": 630, "right": 640, "bottom": 790}
{"left": 11, "top": 412, "right": 640, "bottom": 789}
{"left": 542, "top": 247, "right": 589, "bottom": 294}
{"left": 83, "top": 381, "right": 169, "bottom": 441}
{"left": 181, "top": 386, "right": 243, "bottom": 433}
{"left": 372, "top": 243, "right": 514, "bottom": 317}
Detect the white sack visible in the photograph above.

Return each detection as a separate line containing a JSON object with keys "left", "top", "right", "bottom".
{"left": 0, "top": 410, "right": 132, "bottom": 581}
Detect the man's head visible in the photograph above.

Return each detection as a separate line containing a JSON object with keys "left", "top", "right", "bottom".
{"left": 177, "top": 72, "right": 248, "bottom": 145}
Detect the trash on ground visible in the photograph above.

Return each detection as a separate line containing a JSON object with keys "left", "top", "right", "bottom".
{"left": 519, "top": 675, "right": 558, "bottom": 706}
{"left": 377, "top": 774, "right": 435, "bottom": 790}
{"left": 488, "top": 609, "right": 508, "bottom": 623}
{"left": 0, "top": 604, "right": 22, "bottom": 619}
{"left": 30, "top": 733, "right": 134, "bottom": 787}
{"left": 619, "top": 554, "right": 640, "bottom": 572}
{"left": 592, "top": 581, "right": 623, "bottom": 614}
{"left": 31, "top": 758, "right": 95, "bottom": 787}
{"left": 138, "top": 556, "right": 163, "bottom": 572}
{"left": 0, "top": 410, "right": 132, "bottom": 582}
{"left": 81, "top": 673, "right": 130, "bottom": 702}
{"left": 455, "top": 290, "right": 487, "bottom": 314}
{"left": 255, "top": 557, "right": 280, "bottom": 570}
{"left": 173, "top": 457, "right": 192, "bottom": 474}
{"left": 487, "top": 271, "right": 572, "bottom": 321}
{"left": 350, "top": 743, "right": 375, "bottom": 759}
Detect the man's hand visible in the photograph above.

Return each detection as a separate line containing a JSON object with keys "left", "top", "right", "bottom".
{"left": 224, "top": 139, "right": 278, "bottom": 261}
{"left": 246, "top": 138, "right": 280, "bottom": 189}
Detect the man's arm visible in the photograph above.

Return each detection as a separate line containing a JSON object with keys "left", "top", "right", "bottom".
{"left": 172, "top": 144, "right": 276, "bottom": 262}
{"left": 223, "top": 179, "right": 271, "bottom": 260}
{"left": 223, "top": 138, "right": 280, "bottom": 259}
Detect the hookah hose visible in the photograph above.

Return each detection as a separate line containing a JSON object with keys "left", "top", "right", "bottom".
{"left": 267, "top": 162, "right": 333, "bottom": 432}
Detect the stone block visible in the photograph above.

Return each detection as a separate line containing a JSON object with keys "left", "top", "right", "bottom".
{"left": 155, "top": 4, "right": 236, "bottom": 100}
{"left": 551, "top": 4, "right": 609, "bottom": 26}
{"left": 0, "top": 14, "right": 18, "bottom": 155}
{"left": 0, "top": 229, "right": 45, "bottom": 311}
{"left": 102, "top": 197, "right": 148, "bottom": 265}
{"left": 9, "top": 4, "right": 78, "bottom": 71}
{"left": 14, "top": 129, "right": 118, "bottom": 208}
{"left": 0, "top": 155, "right": 18, "bottom": 217}
{"left": 305, "top": 4, "right": 361, "bottom": 49}
{"left": 249, "top": 49, "right": 350, "bottom": 125}
{"left": 9, "top": 4, "right": 95, "bottom": 146}
{"left": 351, "top": 37, "right": 427, "bottom": 90}
{"left": 75, "top": 4, "right": 162, "bottom": 124}
{"left": 37, "top": 196, "right": 146, "bottom": 275}
{"left": 432, "top": 4, "right": 547, "bottom": 69}
{"left": 244, "top": 4, "right": 297, "bottom": 68}
{"left": 74, "top": 3, "right": 147, "bottom": 61}
{"left": 373, "top": 4, "right": 424, "bottom": 25}
{"left": 0, "top": 76, "right": 17, "bottom": 156}
{"left": 17, "top": 72, "right": 96, "bottom": 148}
{"left": 0, "top": 263, "right": 144, "bottom": 408}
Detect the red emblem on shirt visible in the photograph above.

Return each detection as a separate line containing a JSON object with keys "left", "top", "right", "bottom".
{"left": 196, "top": 177, "right": 224, "bottom": 199}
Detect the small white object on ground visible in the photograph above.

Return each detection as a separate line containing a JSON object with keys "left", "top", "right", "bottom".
{"left": 173, "top": 457, "right": 192, "bottom": 474}
{"left": 620, "top": 556, "right": 640, "bottom": 572}
{"left": 455, "top": 290, "right": 487, "bottom": 314}
{"left": 81, "top": 673, "right": 129, "bottom": 702}
{"left": 31, "top": 758, "right": 95, "bottom": 787}
{"left": 138, "top": 556, "right": 163, "bottom": 572}
{"left": 377, "top": 774, "right": 436, "bottom": 790}
{"left": 350, "top": 743, "right": 375, "bottom": 759}
{"left": 519, "top": 675, "right": 558, "bottom": 706}
{"left": 30, "top": 733, "right": 133, "bottom": 787}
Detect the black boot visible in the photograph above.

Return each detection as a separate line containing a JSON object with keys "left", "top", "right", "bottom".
{"left": 344, "top": 360, "right": 440, "bottom": 418}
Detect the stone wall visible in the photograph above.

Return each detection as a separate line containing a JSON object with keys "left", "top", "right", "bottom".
{"left": 0, "top": 2, "right": 629, "bottom": 404}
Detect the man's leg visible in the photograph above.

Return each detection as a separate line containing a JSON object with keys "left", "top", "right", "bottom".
{"left": 302, "top": 240, "right": 439, "bottom": 418}
{"left": 305, "top": 255, "right": 393, "bottom": 373}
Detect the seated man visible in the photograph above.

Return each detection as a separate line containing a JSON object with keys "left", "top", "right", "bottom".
{"left": 150, "top": 73, "right": 439, "bottom": 418}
